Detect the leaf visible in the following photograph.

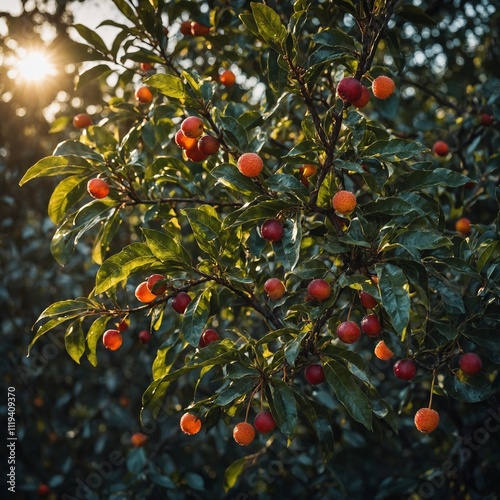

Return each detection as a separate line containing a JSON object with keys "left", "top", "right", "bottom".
{"left": 228, "top": 199, "right": 296, "bottom": 228}
{"left": 396, "top": 168, "right": 471, "bottom": 191}
{"left": 443, "top": 372, "right": 493, "bottom": 403}
{"left": 376, "top": 263, "right": 410, "bottom": 336}
{"left": 182, "top": 206, "right": 222, "bottom": 258}
{"left": 145, "top": 73, "right": 187, "bottom": 99}
{"left": 220, "top": 116, "right": 248, "bottom": 150}
{"left": 86, "top": 315, "right": 110, "bottom": 367}
{"left": 19, "top": 155, "right": 91, "bottom": 185}
{"left": 251, "top": 3, "right": 287, "bottom": 50}
{"left": 91, "top": 209, "right": 122, "bottom": 265}
{"left": 28, "top": 317, "right": 73, "bottom": 355}
{"left": 215, "top": 377, "right": 257, "bottom": 406}
{"left": 142, "top": 228, "right": 192, "bottom": 269}
{"left": 267, "top": 50, "right": 288, "bottom": 94}
{"left": 362, "top": 198, "right": 414, "bottom": 216}
{"left": 73, "top": 24, "right": 109, "bottom": 54}
{"left": 397, "top": 5, "right": 437, "bottom": 25}
{"left": 52, "top": 140, "right": 105, "bottom": 162}
{"left": 323, "top": 358, "right": 373, "bottom": 429}
{"left": 267, "top": 379, "right": 298, "bottom": 437}
{"left": 65, "top": 321, "right": 86, "bottom": 364}
{"left": 182, "top": 288, "right": 212, "bottom": 347}
{"left": 363, "top": 139, "right": 427, "bottom": 161}
{"left": 210, "top": 163, "right": 263, "bottom": 197}
{"left": 48, "top": 175, "right": 90, "bottom": 224}
{"left": 224, "top": 457, "right": 249, "bottom": 493}
{"left": 312, "top": 29, "right": 357, "bottom": 50}
{"left": 284, "top": 331, "right": 308, "bottom": 366}
{"left": 95, "top": 242, "right": 161, "bottom": 294}
{"left": 273, "top": 213, "right": 302, "bottom": 272}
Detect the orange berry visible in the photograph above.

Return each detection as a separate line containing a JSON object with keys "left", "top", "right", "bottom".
{"left": 352, "top": 85, "right": 370, "bottom": 108}
{"left": 455, "top": 217, "right": 471, "bottom": 235}
{"left": 414, "top": 408, "right": 440, "bottom": 433}
{"left": 374, "top": 340, "right": 394, "bottom": 361}
{"left": 219, "top": 69, "right": 236, "bottom": 87}
{"left": 135, "top": 281, "right": 156, "bottom": 303}
{"left": 102, "top": 329, "right": 122, "bottom": 350}
{"left": 233, "top": 422, "right": 255, "bottom": 446}
{"left": 130, "top": 432, "right": 148, "bottom": 447}
{"left": 180, "top": 412, "right": 202, "bottom": 435}
{"left": 372, "top": 75, "right": 395, "bottom": 99}
{"left": 175, "top": 129, "right": 198, "bottom": 150}
{"left": 87, "top": 178, "right": 109, "bottom": 199}
{"left": 332, "top": 190, "right": 356, "bottom": 215}
{"left": 237, "top": 153, "right": 263, "bottom": 178}
{"left": 140, "top": 62, "right": 154, "bottom": 72}
{"left": 432, "top": 140, "right": 449, "bottom": 157}
{"left": 181, "top": 116, "right": 204, "bottom": 139}
{"left": 301, "top": 164, "right": 317, "bottom": 178}
{"left": 135, "top": 86, "right": 153, "bottom": 104}
{"left": 73, "top": 113, "right": 92, "bottom": 129}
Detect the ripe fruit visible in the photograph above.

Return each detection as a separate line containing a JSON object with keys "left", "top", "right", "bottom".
{"left": 130, "top": 432, "right": 148, "bottom": 447}
{"left": 199, "top": 329, "right": 219, "bottom": 347}
{"left": 337, "top": 77, "right": 363, "bottom": 103}
{"left": 147, "top": 273, "right": 167, "bottom": 295}
{"left": 73, "top": 113, "right": 92, "bottom": 129}
{"left": 352, "top": 85, "right": 370, "bottom": 108}
{"left": 332, "top": 190, "right": 357, "bottom": 215}
{"left": 233, "top": 422, "right": 255, "bottom": 446}
{"left": 359, "top": 291, "right": 377, "bottom": 310}
{"left": 254, "top": 411, "right": 277, "bottom": 434}
{"left": 140, "top": 62, "right": 154, "bottom": 72}
{"left": 361, "top": 314, "right": 382, "bottom": 337}
{"left": 185, "top": 146, "right": 208, "bottom": 163}
{"left": 102, "top": 329, "right": 122, "bottom": 351}
{"left": 180, "top": 20, "right": 192, "bottom": 36}
{"left": 393, "top": 358, "right": 417, "bottom": 380}
{"left": 197, "top": 135, "right": 220, "bottom": 155}
{"left": 135, "top": 281, "right": 156, "bottom": 303}
{"left": 264, "top": 278, "right": 286, "bottom": 300}
{"left": 175, "top": 129, "right": 198, "bottom": 150}
{"left": 304, "top": 364, "right": 326, "bottom": 385}
{"left": 374, "top": 340, "right": 394, "bottom": 360}
{"left": 432, "top": 140, "right": 449, "bottom": 157}
{"left": 301, "top": 164, "right": 317, "bottom": 178}
{"left": 480, "top": 113, "right": 493, "bottom": 126}
{"left": 180, "top": 412, "right": 202, "bottom": 435}
{"left": 459, "top": 352, "right": 482, "bottom": 375}
{"left": 87, "top": 178, "right": 109, "bottom": 199}
{"left": 171, "top": 292, "right": 191, "bottom": 314}
{"left": 163, "top": 26, "right": 169, "bottom": 37}
{"left": 455, "top": 217, "right": 471, "bottom": 235}
{"left": 117, "top": 318, "right": 129, "bottom": 332}
{"left": 260, "top": 219, "right": 284, "bottom": 243}
{"left": 191, "top": 21, "right": 211, "bottom": 36}
{"left": 414, "top": 408, "right": 440, "bottom": 433}
{"left": 135, "top": 86, "right": 153, "bottom": 104}
{"left": 219, "top": 69, "right": 236, "bottom": 87}
{"left": 37, "top": 484, "right": 51, "bottom": 497}
{"left": 237, "top": 152, "right": 264, "bottom": 177}
{"left": 307, "top": 279, "right": 331, "bottom": 301}
{"left": 138, "top": 329, "right": 152, "bottom": 344}
{"left": 181, "top": 116, "right": 204, "bottom": 138}
{"left": 336, "top": 321, "right": 361, "bottom": 344}
{"left": 372, "top": 75, "right": 395, "bottom": 99}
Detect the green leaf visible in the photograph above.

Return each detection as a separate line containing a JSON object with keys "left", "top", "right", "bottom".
{"left": 86, "top": 315, "right": 110, "bottom": 367}
{"left": 142, "top": 228, "right": 192, "bottom": 269}
{"left": 210, "top": 163, "right": 263, "bottom": 197}
{"left": 323, "top": 358, "right": 373, "bottom": 430}
{"left": 463, "top": 328, "right": 500, "bottom": 351}
{"left": 19, "top": 155, "right": 91, "bottom": 185}
{"left": 251, "top": 3, "right": 287, "bottom": 50}
{"left": 28, "top": 317, "right": 73, "bottom": 355}
{"left": 376, "top": 263, "right": 410, "bottom": 336}
{"left": 91, "top": 209, "right": 122, "bottom": 265}
{"left": 477, "top": 240, "right": 500, "bottom": 273}
{"left": 312, "top": 29, "right": 357, "bottom": 50}
{"left": 182, "top": 206, "right": 223, "bottom": 258}
{"left": 224, "top": 457, "right": 249, "bottom": 493}
{"left": 267, "top": 379, "right": 298, "bottom": 437}
{"left": 397, "top": 5, "right": 437, "bottom": 25}
{"left": 309, "top": 46, "right": 353, "bottom": 67}
{"left": 182, "top": 288, "right": 212, "bottom": 347}
{"left": 273, "top": 213, "right": 302, "bottom": 272}
{"left": 228, "top": 199, "right": 296, "bottom": 228}
{"left": 220, "top": 116, "right": 248, "bottom": 150}
{"left": 95, "top": 242, "right": 161, "bottom": 294}
{"left": 73, "top": 24, "right": 109, "bottom": 54}
{"left": 65, "top": 321, "right": 86, "bottom": 364}
{"left": 215, "top": 377, "right": 257, "bottom": 406}
{"left": 363, "top": 139, "right": 427, "bottom": 161}
{"left": 146, "top": 73, "right": 187, "bottom": 99}
{"left": 53, "top": 140, "right": 105, "bottom": 162}
{"left": 267, "top": 50, "right": 288, "bottom": 94}
{"left": 363, "top": 198, "right": 414, "bottom": 216}
{"left": 443, "top": 372, "right": 493, "bottom": 403}
{"left": 48, "top": 175, "right": 90, "bottom": 224}
{"left": 395, "top": 168, "right": 471, "bottom": 191}
{"left": 284, "top": 331, "right": 308, "bottom": 366}
{"left": 38, "top": 298, "right": 98, "bottom": 320}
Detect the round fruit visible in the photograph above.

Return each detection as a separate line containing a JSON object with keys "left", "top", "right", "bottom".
{"left": 307, "top": 279, "right": 331, "bottom": 301}
{"left": 372, "top": 75, "right": 395, "bottom": 99}
{"left": 359, "top": 291, "right": 377, "bottom": 310}
{"left": 360, "top": 314, "right": 382, "bottom": 337}
{"left": 140, "top": 62, "right": 154, "bottom": 72}
{"left": 260, "top": 219, "right": 284, "bottom": 243}
{"left": 171, "top": 292, "right": 191, "bottom": 314}
{"left": 73, "top": 113, "right": 92, "bottom": 129}
{"left": 332, "top": 190, "right": 357, "bottom": 215}
{"left": 181, "top": 116, "right": 204, "bottom": 139}
{"left": 337, "top": 77, "right": 363, "bottom": 103}
{"left": 197, "top": 135, "right": 220, "bottom": 155}
{"left": 147, "top": 273, "right": 167, "bottom": 295}
{"left": 87, "top": 178, "right": 109, "bottom": 199}
{"left": 414, "top": 408, "right": 440, "bottom": 433}
{"left": 304, "top": 364, "right": 326, "bottom": 385}
{"left": 237, "top": 152, "right": 264, "bottom": 177}
{"left": 199, "top": 329, "right": 219, "bottom": 347}
{"left": 191, "top": 21, "right": 210, "bottom": 36}
{"left": 233, "top": 422, "right": 255, "bottom": 446}
{"left": 180, "top": 20, "right": 192, "bottom": 36}
{"left": 117, "top": 318, "right": 129, "bottom": 332}
{"left": 254, "top": 411, "right": 277, "bottom": 434}
{"left": 374, "top": 340, "right": 394, "bottom": 360}
{"left": 180, "top": 412, "right": 202, "bottom": 435}
{"left": 184, "top": 146, "right": 208, "bottom": 163}
{"left": 175, "top": 129, "right": 198, "bottom": 150}
{"left": 432, "top": 140, "right": 449, "bottom": 157}
{"left": 393, "top": 358, "right": 417, "bottom": 380}
{"left": 264, "top": 278, "right": 286, "bottom": 300}
{"left": 138, "top": 330, "right": 152, "bottom": 344}
{"left": 459, "top": 352, "right": 482, "bottom": 375}
{"left": 480, "top": 113, "right": 493, "bottom": 126}
{"left": 220, "top": 69, "right": 236, "bottom": 87}
{"left": 455, "top": 217, "right": 471, "bottom": 235}
{"left": 336, "top": 321, "right": 361, "bottom": 344}
{"left": 135, "top": 281, "right": 156, "bottom": 303}
{"left": 135, "top": 86, "right": 153, "bottom": 104}
{"left": 130, "top": 432, "right": 148, "bottom": 447}
{"left": 301, "top": 164, "right": 317, "bottom": 178}
{"left": 37, "top": 484, "right": 51, "bottom": 497}
{"left": 103, "top": 329, "right": 122, "bottom": 350}
{"left": 352, "top": 85, "right": 370, "bottom": 108}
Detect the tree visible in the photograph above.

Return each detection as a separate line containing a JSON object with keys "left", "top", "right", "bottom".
{"left": 13, "top": 0, "right": 500, "bottom": 497}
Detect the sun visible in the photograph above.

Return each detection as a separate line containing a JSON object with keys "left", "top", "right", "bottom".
{"left": 15, "top": 50, "right": 56, "bottom": 82}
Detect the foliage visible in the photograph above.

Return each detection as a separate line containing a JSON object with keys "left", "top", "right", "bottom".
{"left": 5, "top": 0, "right": 500, "bottom": 498}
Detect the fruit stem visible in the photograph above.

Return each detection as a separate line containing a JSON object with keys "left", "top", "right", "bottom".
{"left": 428, "top": 371, "right": 436, "bottom": 409}
{"left": 346, "top": 301, "right": 354, "bottom": 321}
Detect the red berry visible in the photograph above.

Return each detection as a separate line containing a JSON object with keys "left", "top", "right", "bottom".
{"left": 197, "top": 135, "right": 220, "bottom": 155}
{"left": 140, "top": 62, "right": 154, "bottom": 72}
{"left": 307, "top": 279, "right": 331, "bottom": 301}
{"left": 73, "top": 113, "right": 92, "bottom": 129}
{"left": 360, "top": 314, "right": 382, "bottom": 337}
{"left": 304, "top": 364, "right": 326, "bottom": 385}
{"left": 260, "top": 219, "right": 284, "bottom": 243}
{"left": 199, "top": 329, "right": 219, "bottom": 347}
{"left": 180, "top": 20, "right": 192, "bottom": 36}
{"left": 480, "top": 113, "right": 493, "bottom": 126}
{"left": 191, "top": 21, "right": 210, "bottom": 36}
{"left": 37, "top": 483, "right": 51, "bottom": 497}
{"left": 433, "top": 141, "right": 449, "bottom": 157}
{"left": 103, "top": 329, "right": 122, "bottom": 350}
{"left": 264, "top": 278, "right": 286, "bottom": 300}
{"left": 171, "top": 292, "right": 191, "bottom": 314}
{"left": 147, "top": 274, "right": 167, "bottom": 295}
{"left": 393, "top": 358, "right": 417, "bottom": 380}
{"left": 336, "top": 321, "right": 361, "bottom": 344}
{"left": 359, "top": 291, "right": 377, "bottom": 309}
{"left": 87, "top": 178, "right": 109, "bottom": 199}
{"left": 181, "top": 116, "right": 204, "bottom": 138}
{"left": 138, "top": 330, "right": 152, "bottom": 344}
{"left": 337, "top": 77, "right": 363, "bottom": 103}
{"left": 184, "top": 145, "right": 208, "bottom": 163}
{"left": 459, "top": 352, "right": 482, "bottom": 375}
{"left": 254, "top": 410, "right": 277, "bottom": 433}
